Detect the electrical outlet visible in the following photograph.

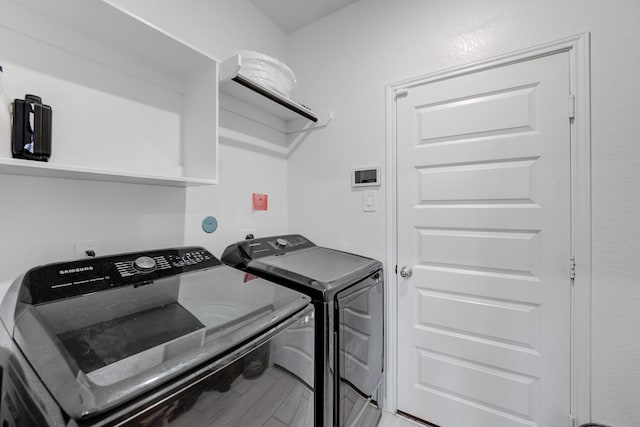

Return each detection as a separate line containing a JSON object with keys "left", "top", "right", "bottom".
{"left": 241, "top": 229, "right": 256, "bottom": 240}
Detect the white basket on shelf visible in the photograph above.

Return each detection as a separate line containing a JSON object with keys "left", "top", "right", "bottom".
{"left": 236, "top": 50, "right": 297, "bottom": 98}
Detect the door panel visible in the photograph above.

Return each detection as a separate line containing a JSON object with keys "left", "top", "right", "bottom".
{"left": 396, "top": 52, "right": 571, "bottom": 427}
{"left": 417, "top": 85, "right": 536, "bottom": 144}
{"left": 417, "top": 159, "right": 538, "bottom": 203}
{"left": 418, "top": 228, "right": 540, "bottom": 274}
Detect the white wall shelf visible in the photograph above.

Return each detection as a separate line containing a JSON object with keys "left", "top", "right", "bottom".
{"left": 218, "top": 54, "right": 331, "bottom": 157}
{"left": 0, "top": 0, "right": 220, "bottom": 186}
{"left": 0, "top": 158, "right": 216, "bottom": 187}
{"left": 219, "top": 54, "right": 331, "bottom": 133}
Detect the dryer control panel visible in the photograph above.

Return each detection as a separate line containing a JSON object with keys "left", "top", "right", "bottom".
{"left": 239, "top": 234, "right": 315, "bottom": 259}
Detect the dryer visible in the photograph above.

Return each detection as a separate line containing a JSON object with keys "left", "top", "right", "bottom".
{"left": 221, "top": 234, "right": 384, "bottom": 427}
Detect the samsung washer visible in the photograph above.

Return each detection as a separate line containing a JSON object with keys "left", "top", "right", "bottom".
{"left": 221, "top": 234, "right": 384, "bottom": 427}
{"left": 0, "top": 246, "right": 313, "bottom": 426}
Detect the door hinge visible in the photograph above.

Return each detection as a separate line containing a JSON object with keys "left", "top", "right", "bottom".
{"left": 568, "top": 94, "right": 576, "bottom": 119}
{"left": 395, "top": 88, "right": 409, "bottom": 100}
{"left": 570, "top": 256, "right": 576, "bottom": 280}
{"left": 568, "top": 414, "right": 576, "bottom": 427}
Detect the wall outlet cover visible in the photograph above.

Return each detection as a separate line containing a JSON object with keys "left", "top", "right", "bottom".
{"left": 202, "top": 216, "right": 218, "bottom": 233}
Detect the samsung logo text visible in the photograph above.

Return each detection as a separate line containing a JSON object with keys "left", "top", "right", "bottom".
{"left": 59, "top": 266, "right": 94, "bottom": 275}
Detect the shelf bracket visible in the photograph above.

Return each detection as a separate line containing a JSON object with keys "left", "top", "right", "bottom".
{"left": 286, "top": 112, "right": 333, "bottom": 134}
{"left": 219, "top": 55, "right": 242, "bottom": 83}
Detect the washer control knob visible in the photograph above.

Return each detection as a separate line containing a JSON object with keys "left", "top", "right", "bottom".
{"left": 275, "top": 238, "right": 289, "bottom": 249}
{"left": 134, "top": 256, "right": 156, "bottom": 272}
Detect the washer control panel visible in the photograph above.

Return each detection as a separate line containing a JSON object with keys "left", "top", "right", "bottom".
{"left": 22, "top": 247, "right": 220, "bottom": 305}
{"left": 113, "top": 249, "right": 213, "bottom": 278}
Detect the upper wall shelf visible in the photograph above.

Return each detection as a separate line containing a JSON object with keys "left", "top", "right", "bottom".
{"left": 218, "top": 54, "right": 331, "bottom": 157}
{"left": 220, "top": 54, "right": 327, "bottom": 126}
{"left": 0, "top": 158, "right": 214, "bottom": 187}
{"left": 0, "top": 0, "right": 219, "bottom": 187}
{"left": 225, "top": 74, "right": 317, "bottom": 122}
{"left": 4, "top": 0, "right": 218, "bottom": 89}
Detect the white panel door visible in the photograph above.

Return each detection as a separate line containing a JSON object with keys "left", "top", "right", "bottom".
{"left": 396, "top": 52, "right": 571, "bottom": 427}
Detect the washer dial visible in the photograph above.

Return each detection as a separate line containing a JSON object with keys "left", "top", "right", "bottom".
{"left": 133, "top": 256, "right": 156, "bottom": 272}
{"left": 274, "top": 238, "right": 289, "bottom": 249}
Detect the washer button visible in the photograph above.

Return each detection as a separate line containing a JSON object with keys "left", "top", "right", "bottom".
{"left": 275, "top": 238, "right": 289, "bottom": 249}
{"left": 133, "top": 256, "right": 156, "bottom": 272}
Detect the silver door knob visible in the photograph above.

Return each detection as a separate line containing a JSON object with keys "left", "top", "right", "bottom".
{"left": 400, "top": 266, "right": 413, "bottom": 278}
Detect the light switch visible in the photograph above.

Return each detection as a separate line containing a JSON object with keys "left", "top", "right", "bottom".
{"left": 363, "top": 191, "right": 377, "bottom": 212}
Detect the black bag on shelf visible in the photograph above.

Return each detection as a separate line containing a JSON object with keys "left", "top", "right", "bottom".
{"left": 12, "top": 94, "right": 52, "bottom": 162}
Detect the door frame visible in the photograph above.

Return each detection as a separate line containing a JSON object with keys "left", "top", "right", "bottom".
{"left": 384, "top": 33, "right": 591, "bottom": 425}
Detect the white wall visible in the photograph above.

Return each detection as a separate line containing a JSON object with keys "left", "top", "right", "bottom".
{"left": 0, "top": 0, "right": 289, "bottom": 298}
{"left": 109, "top": 0, "right": 288, "bottom": 61}
{"left": 184, "top": 143, "right": 289, "bottom": 257}
{"left": 286, "top": 0, "right": 640, "bottom": 426}
{"left": 0, "top": 5, "right": 189, "bottom": 294}
{"left": 109, "top": 0, "right": 291, "bottom": 257}
{"left": 2, "top": 0, "right": 638, "bottom": 425}
{"left": 0, "top": 5, "right": 187, "bottom": 296}
{"left": 0, "top": 175, "right": 187, "bottom": 295}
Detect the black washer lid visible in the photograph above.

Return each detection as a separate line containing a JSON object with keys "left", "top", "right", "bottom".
{"left": 259, "top": 246, "right": 376, "bottom": 283}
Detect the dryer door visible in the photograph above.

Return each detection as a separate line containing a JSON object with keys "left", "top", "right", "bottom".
{"left": 336, "top": 272, "right": 384, "bottom": 426}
